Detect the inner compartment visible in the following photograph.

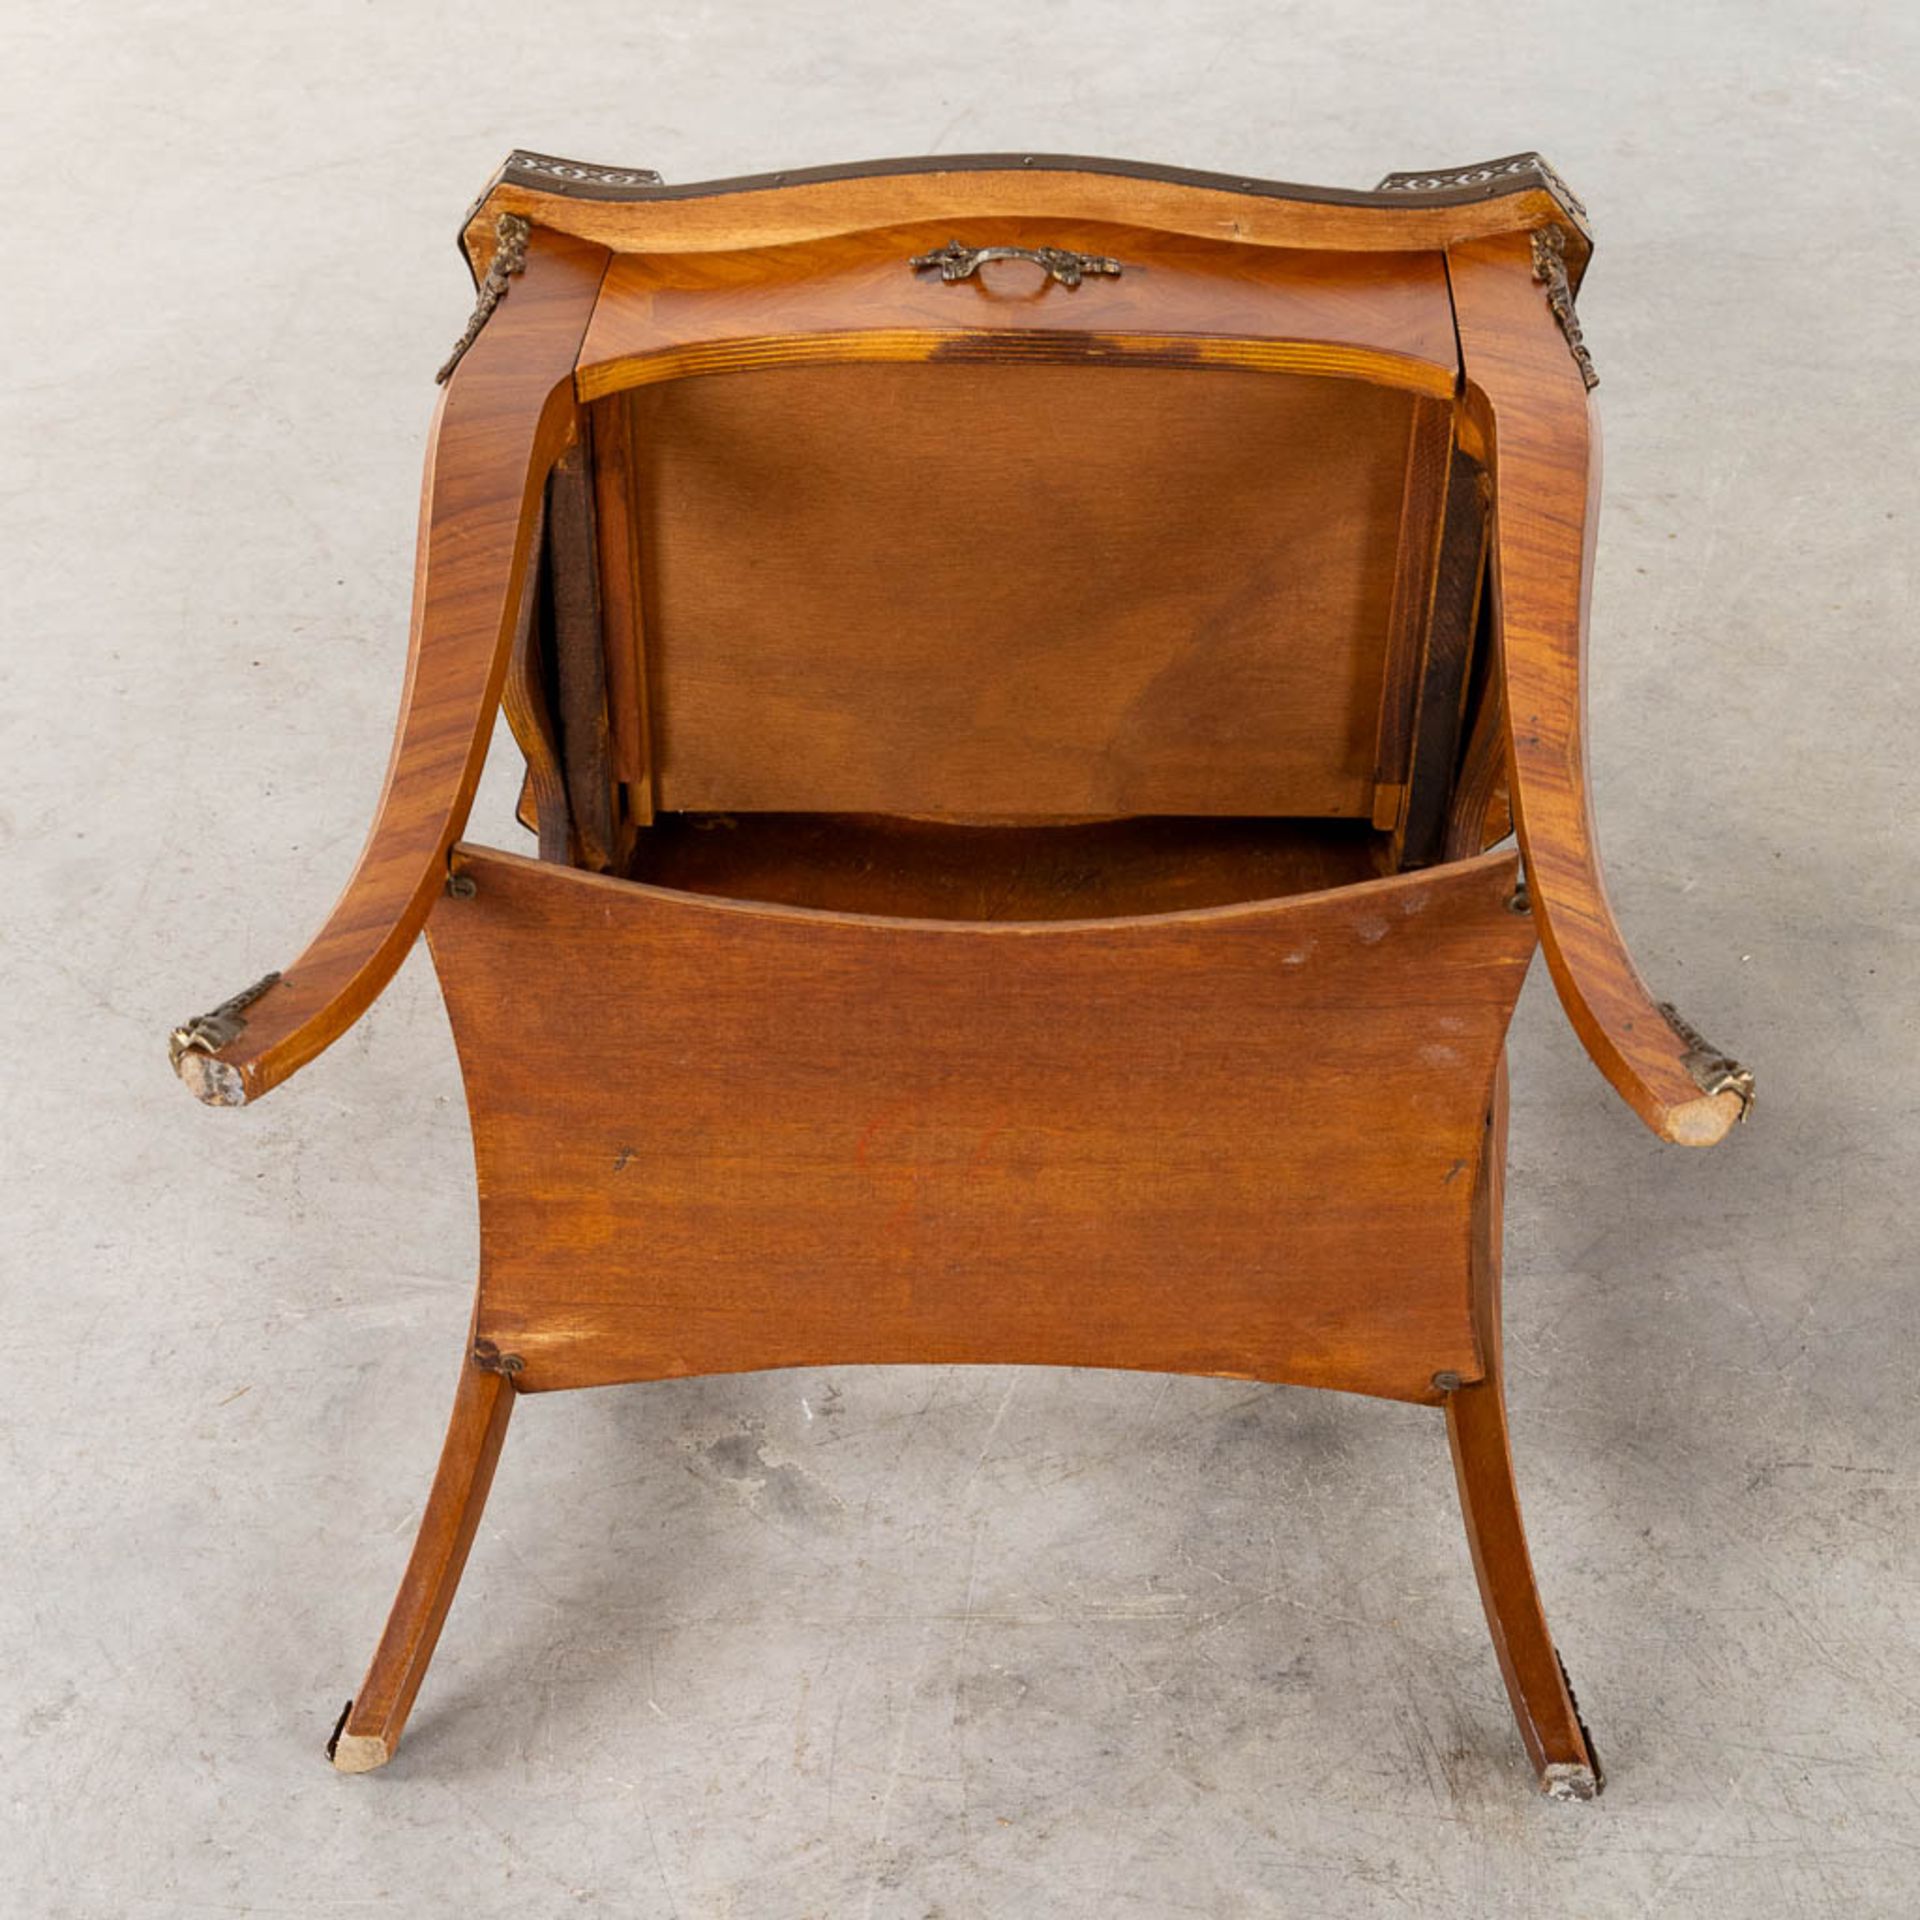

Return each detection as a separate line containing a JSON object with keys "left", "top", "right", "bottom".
{"left": 621, "top": 362, "right": 1429, "bottom": 821}
{"left": 519, "top": 356, "right": 1488, "bottom": 914}
{"left": 622, "top": 812, "right": 1390, "bottom": 919}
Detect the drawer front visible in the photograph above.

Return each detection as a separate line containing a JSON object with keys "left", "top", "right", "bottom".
{"left": 578, "top": 221, "right": 1457, "bottom": 395}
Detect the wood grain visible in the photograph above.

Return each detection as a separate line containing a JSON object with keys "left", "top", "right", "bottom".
{"left": 1398, "top": 445, "right": 1491, "bottom": 865}
{"left": 587, "top": 392, "right": 654, "bottom": 830}
{"left": 619, "top": 813, "right": 1391, "bottom": 919}
{"left": 1446, "top": 1057, "right": 1602, "bottom": 1795}
{"left": 627, "top": 362, "right": 1425, "bottom": 820}
{"left": 1371, "top": 397, "right": 1454, "bottom": 826}
{"left": 330, "top": 1355, "right": 515, "bottom": 1773}
{"left": 576, "top": 224, "right": 1456, "bottom": 399}
{"left": 1451, "top": 231, "right": 1749, "bottom": 1145}
{"left": 166, "top": 153, "right": 1731, "bottom": 1795}
{"left": 172, "top": 226, "right": 610, "bottom": 1104}
{"left": 428, "top": 843, "right": 1536, "bottom": 1404}
{"left": 1446, "top": 630, "right": 1511, "bottom": 860}
{"left": 498, "top": 492, "right": 572, "bottom": 864}
{"left": 543, "top": 432, "right": 616, "bottom": 871}
{"left": 461, "top": 158, "right": 1587, "bottom": 284}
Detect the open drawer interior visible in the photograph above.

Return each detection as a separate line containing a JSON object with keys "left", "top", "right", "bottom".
{"left": 619, "top": 812, "right": 1394, "bottom": 920}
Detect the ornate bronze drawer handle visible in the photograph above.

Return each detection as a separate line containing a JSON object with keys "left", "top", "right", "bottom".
{"left": 910, "top": 239, "right": 1123, "bottom": 288}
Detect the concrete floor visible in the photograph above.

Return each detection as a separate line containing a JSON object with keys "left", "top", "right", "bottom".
{"left": 5, "top": 2, "right": 1917, "bottom": 1913}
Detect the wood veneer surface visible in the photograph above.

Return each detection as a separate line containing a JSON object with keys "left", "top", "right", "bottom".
{"left": 629, "top": 362, "right": 1425, "bottom": 820}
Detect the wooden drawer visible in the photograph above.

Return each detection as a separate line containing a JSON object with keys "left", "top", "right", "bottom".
{"left": 563, "top": 225, "right": 1461, "bottom": 831}
{"left": 577, "top": 220, "right": 1458, "bottom": 395}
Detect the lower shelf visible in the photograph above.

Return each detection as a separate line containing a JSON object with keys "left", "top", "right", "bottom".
{"left": 429, "top": 839, "right": 1532, "bottom": 1402}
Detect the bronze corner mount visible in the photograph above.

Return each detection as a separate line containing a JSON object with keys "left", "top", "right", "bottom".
{"left": 169, "top": 971, "right": 281, "bottom": 1106}
{"left": 1660, "top": 1002, "right": 1755, "bottom": 1120}
{"left": 437, "top": 212, "right": 534, "bottom": 385}
{"left": 169, "top": 971, "right": 281, "bottom": 1068}
{"left": 1530, "top": 226, "right": 1599, "bottom": 390}
{"left": 1377, "top": 151, "right": 1591, "bottom": 237}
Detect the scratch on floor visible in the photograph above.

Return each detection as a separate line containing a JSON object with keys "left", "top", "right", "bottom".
{"left": 956, "top": 1375, "right": 1021, "bottom": 1503}
{"left": 1634, "top": 1748, "right": 1764, "bottom": 1917}
{"left": 857, "top": 1616, "right": 946, "bottom": 1920}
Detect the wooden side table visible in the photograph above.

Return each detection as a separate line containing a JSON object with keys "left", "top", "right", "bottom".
{"left": 170, "top": 150, "right": 1750, "bottom": 1796}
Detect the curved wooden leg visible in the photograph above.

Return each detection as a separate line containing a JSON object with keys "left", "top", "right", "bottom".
{"left": 1447, "top": 1057, "right": 1602, "bottom": 1799}
{"left": 328, "top": 1356, "right": 516, "bottom": 1773}
{"left": 1447, "top": 1379, "right": 1602, "bottom": 1799}
{"left": 1450, "top": 231, "right": 1750, "bottom": 1147}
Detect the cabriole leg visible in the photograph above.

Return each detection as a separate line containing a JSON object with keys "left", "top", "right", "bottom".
{"left": 328, "top": 1355, "right": 516, "bottom": 1773}
{"left": 1447, "top": 1378, "right": 1602, "bottom": 1799}
{"left": 1447, "top": 1057, "right": 1603, "bottom": 1799}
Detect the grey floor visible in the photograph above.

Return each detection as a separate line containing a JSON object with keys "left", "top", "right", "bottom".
{"left": 5, "top": 2, "right": 1917, "bottom": 1914}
